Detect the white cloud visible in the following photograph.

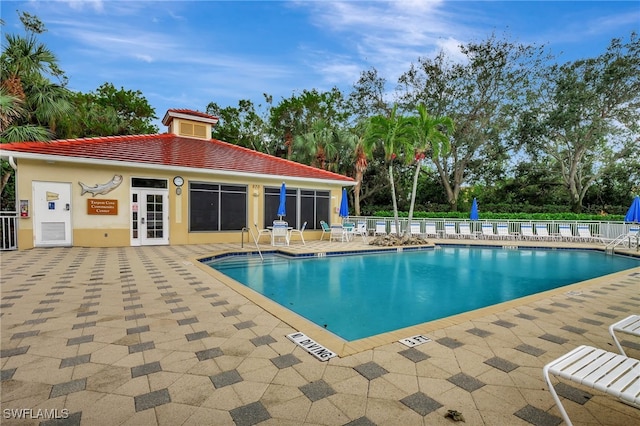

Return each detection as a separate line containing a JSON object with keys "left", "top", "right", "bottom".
{"left": 64, "top": 0, "right": 104, "bottom": 12}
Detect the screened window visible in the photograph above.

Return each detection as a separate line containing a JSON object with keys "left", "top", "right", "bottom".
{"left": 263, "top": 187, "right": 329, "bottom": 230}
{"left": 189, "top": 183, "right": 247, "bottom": 231}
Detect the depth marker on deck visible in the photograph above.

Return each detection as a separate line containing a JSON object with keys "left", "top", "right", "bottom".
{"left": 399, "top": 334, "right": 432, "bottom": 347}
{"left": 287, "top": 332, "right": 337, "bottom": 361}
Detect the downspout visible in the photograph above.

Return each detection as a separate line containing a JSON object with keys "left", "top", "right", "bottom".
{"left": 8, "top": 156, "right": 17, "bottom": 170}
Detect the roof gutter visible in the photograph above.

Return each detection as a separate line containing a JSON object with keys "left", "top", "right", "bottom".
{"left": 0, "top": 150, "right": 356, "bottom": 187}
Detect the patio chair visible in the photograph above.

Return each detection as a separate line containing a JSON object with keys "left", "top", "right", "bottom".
{"left": 543, "top": 345, "right": 640, "bottom": 426}
{"left": 481, "top": 223, "right": 498, "bottom": 239}
{"left": 254, "top": 223, "right": 271, "bottom": 243}
{"left": 520, "top": 224, "right": 535, "bottom": 240}
{"left": 330, "top": 224, "right": 345, "bottom": 242}
{"left": 356, "top": 221, "right": 368, "bottom": 243}
{"left": 410, "top": 222, "right": 422, "bottom": 238}
{"left": 424, "top": 222, "right": 438, "bottom": 238}
{"left": 496, "top": 223, "right": 516, "bottom": 240}
{"left": 374, "top": 221, "right": 387, "bottom": 236}
{"left": 576, "top": 225, "right": 602, "bottom": 243}
{"left": 444, "top": 223, "right": 459, "bottom": 239}
{"left": 534, "top": 224, "right": 554, "bottom": 241}
{"left": 343, "top": 222, "right": 356, "bottom": 241}
{"left": 289, "top": 221, "right": 307, "bottom": 245}
{"left": 458, "top": 222, "right": 474, "bottom": 239}
{"left": 271, "top": 224, "right": 290, "bottom": 246}
{"left": 609, "top": 314, "right": 640, "bottom": 356}
{"left": 320, "top": 220, "right": 331, "bottom": 240}
{"left": 558, "top": 225, "right": 577, "bottom": 241}
{"left": 389, "top": 222, "right": 400, "bottom": 236}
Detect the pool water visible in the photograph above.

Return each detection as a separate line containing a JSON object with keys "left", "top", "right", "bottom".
{"left": 207, "top": 247, "right": 638, "bottom": 341}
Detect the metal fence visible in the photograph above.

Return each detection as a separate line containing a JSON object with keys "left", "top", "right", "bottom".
{"left": 346, "top": 216, "right": 636, "bottom": 242}
{"left": 1, "top": 212, "right": 18, "bottom": 251}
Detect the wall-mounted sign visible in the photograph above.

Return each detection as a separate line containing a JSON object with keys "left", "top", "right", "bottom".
{"left": 87, "top": 199, "right": 118, "bottom": 215}
{"left": 79, "top": 174, "right": 123, "bottom": 197}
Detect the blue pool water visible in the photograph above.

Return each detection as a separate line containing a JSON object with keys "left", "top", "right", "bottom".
{"left": 207, "top": 247, "right": 638, "bottom": 341}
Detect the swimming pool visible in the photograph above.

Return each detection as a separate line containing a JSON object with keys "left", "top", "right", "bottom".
{"left": 206, "top": 247, "right": 638, "bottom": 341}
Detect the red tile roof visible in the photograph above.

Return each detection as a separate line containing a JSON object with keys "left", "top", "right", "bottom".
{"left": 162, "top": 109, "right": 219, "bottom": 125}
{"left": 0, "top": 133, "right": 355, "bottom": 183}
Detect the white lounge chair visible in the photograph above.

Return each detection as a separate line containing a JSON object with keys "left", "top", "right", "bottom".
{"left": 374, "top": 221, "right": 387, "bottom": 236}
{"left": 424, "top": 222, "right": 438, "bottom": 238}
{"left": 535, "top": 224, "right": 554, "bottom": 241}
{"left": 496, "top": 223, "right": 516, "bottom": 240}
{"left": 459, "top": 222, "right": 474, "bottom": 239}
{"left": 289, "top": 221, "right": 307, "bottom": 245}
{"left": 444, "top": 223, "right": 458, "bottom": 239}
{"left": 481, "top": 223, "right": 498, "bottom": 239}
{"left": 558, "top": 225, "right": 577, "bottom": 241}
{"left": 576, "top": 225, "right": 602, "bottom": 243}
{"left": 543, "top": 345, "right": 640, "bottom": 426}
{"left": 520, "top": 224, "right": 535, "bottom": 240}
{"left": 389, "top": 222, "right": 400, "bottom": 236}
{"left": 610, "top": 315, "right": 640, "bottom": 356}
{"left": 410, "top": 222, "right": 422, "bottom": 237}
{"left": 330, "top": 224, "right": 345, "bottom": 242}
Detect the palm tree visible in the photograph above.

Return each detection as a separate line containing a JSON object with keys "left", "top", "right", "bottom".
{"left": 405, "top": 105, "right": 454, "bottom": 235}
{"left": 1, "top": 11, "right": 71, "bottom": 140}
{"left": 293, "top": 119, "right": 338, "bottom": 170}
{"left": 363, "top": 104, "right": 416, "bottom": 238}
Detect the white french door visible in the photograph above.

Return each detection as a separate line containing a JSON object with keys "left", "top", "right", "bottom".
{"left": 131, "top": 189, "right": 168, "bottom": 246}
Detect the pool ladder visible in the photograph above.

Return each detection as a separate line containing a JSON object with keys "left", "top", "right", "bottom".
{"left": 241, "top": 227, "right": 263, "bottom": 262}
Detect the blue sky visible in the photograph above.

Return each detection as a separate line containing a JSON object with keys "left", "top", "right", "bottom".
{"left": 2, "top": 1, "right": 638, "bottom": 130}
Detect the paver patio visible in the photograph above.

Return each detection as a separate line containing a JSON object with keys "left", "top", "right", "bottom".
{"left": 1, "top": 240, "right": 639, "bottom": 425}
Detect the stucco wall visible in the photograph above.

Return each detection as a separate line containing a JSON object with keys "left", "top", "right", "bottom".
{"left": 13, "top": 158, "right": 344, "bottom": 249}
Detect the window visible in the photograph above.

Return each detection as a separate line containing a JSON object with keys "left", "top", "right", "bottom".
{"left": 189, "top": 183, "right": 247, "bottom": 231}
{"left": 263, "top": 187, "right": 329, "bottom": 230}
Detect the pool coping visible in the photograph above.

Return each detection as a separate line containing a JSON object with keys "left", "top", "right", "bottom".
{"left": 193, "top": 244, "right": 640, "bottom": 357}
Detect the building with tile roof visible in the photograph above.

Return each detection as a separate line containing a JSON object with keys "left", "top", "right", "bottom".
{"left": 0, "top": 109, "right": 355, "bottom": 249}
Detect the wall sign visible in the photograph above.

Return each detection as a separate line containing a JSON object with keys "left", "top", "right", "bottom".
{"left": 87, "top": 199, "right": 118, "bottom": 215}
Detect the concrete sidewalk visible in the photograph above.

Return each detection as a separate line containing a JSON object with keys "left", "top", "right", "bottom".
{"left": 1, "top": 243, "right": 639, "bottom": 425}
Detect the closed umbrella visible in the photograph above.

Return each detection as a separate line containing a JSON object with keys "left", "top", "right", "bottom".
{"left": 470, "top": 198, "right": 479, "bottom": 221}
{"left": 624, "top": 195, "right": 640, "bottom": 223}
{"left": 277, "top": 182, "right": 286, "bottom": 220}
{"left": 339, "top": 188, "right": 349, "bottom": 220}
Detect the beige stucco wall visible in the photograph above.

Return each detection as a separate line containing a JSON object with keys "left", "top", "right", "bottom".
{"left": 13, "top": 158, "right": 345, "bottom": 250}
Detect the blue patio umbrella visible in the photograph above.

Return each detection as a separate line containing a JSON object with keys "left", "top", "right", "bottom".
{"left": 624, "top": 195, "right": 640, "bottom": 223}
{"left": 470, "top": 198, "right": 479, "bottom": 220}
{"left": 277, "top": 182, "right": 286, "bottom": 220}
{"left": 339, "top": 188, "right": 349, "bottom": 220}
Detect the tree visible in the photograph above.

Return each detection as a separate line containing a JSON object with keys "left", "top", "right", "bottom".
{"left": 267, "top": 88, "right": 349, "bottom": 159}
{"left": 1, "top": 11, "right": 71, "bottom": 142}
{"left": 1, "top": 11, "right": 71, "bottom": 198}
{"left": 398, "top": 35, "right": 546, "bottom": 210}
{"left": 57, "top": 83, "right": 157, "bottom": 138}
{"left": 207, "top": 99, "right": 269, "bottom": 152}
{"left": 405, "top": 105, "right": 453, "bottom": 232}
{"left": 363, "top": 104, "right": 416, "bottom": 236}
{"left": 518, "top": 33, "right": 639, "bottom": 212}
